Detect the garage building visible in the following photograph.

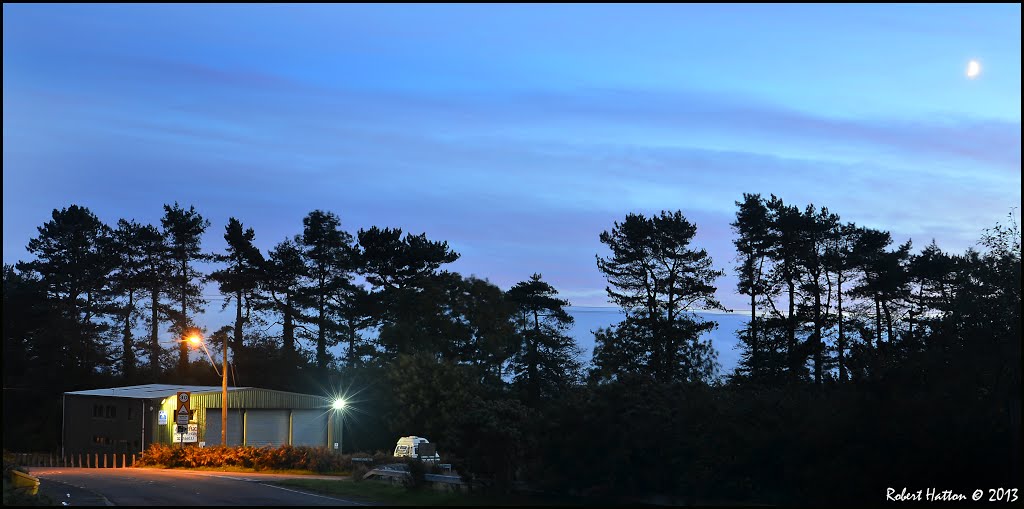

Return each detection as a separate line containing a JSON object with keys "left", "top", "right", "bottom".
{"left": 62, "top": 384, "right": 339, "bottom": 456}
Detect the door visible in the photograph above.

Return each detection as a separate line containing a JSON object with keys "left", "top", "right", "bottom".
{"left": 204, "top": 408, "right": 243, "bottom": 446}
{"left": 245, "top": 410, "right": 289, "bottom": 447}
{"left": 290, "top": 409, "right": 328, "bottom": 447}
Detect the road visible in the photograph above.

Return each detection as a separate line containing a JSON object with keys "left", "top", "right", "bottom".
{"left": 30, "top": 467, "right": 372, "bottom": 506}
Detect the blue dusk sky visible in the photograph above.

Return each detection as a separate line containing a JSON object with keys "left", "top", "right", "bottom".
{"left": 4, "top": 5, "right": 1021, "bottom": 336}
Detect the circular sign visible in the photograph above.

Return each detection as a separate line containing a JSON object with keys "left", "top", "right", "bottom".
{"left": 179, "top": 393, "right": 189, "bottom": 403}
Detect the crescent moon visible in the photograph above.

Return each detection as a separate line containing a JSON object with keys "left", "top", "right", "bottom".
{"left": 966, "top": 60, "right": 981, "bottom": 79}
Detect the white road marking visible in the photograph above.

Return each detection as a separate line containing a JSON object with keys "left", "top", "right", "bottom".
{"left": 253, "top": 482, "right": 368, "bottom": 506}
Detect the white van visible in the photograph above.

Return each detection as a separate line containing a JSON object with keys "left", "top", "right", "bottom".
{"left": 393, "top": 436, "right": 441, "bottom": 462}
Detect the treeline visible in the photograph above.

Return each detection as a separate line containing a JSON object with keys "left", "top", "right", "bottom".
{"left": 2, "top": 204, "right": 586, "bottom": 388}
{"left": 3, "top": 197, "right": 1020, "bottom": 505}
{"left": 730, "top": 193, "right": 1021, "bottom": 389}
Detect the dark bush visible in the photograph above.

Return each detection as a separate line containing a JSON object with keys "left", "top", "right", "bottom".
{"left": 135, "top": 444, "right": 356, "bottom": 473}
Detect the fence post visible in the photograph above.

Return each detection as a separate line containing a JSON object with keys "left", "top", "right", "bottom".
{"left": 131, "top": 454, "right": 136, "bottom": 467}
{"left": 104, "top": 454, "right": 107, "bottom": 468}
{"left": 122, "top": 454, "right": 127, "bottom": 468}
{"left": 95, "top": 454, "right": 99, "bottom": 469}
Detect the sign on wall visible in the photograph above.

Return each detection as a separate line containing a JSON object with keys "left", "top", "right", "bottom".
{"left": 158, "top": 410, "right": 168, "bottom": 425}
{"left": 174, "top": 423, "right": 198, "bottom": 443}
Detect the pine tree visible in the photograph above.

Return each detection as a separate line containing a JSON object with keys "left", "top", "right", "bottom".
{"left": 506, "top": 274, "right": 582, "bottom": 405}
{"left": 160, "top": 202, "right": 211, "bottom": 376}
{"left": 209, "top": 217, "right": 266, "bottom": 357}
{"left": 594, "top": 210, "right": 724, "bottom": 383}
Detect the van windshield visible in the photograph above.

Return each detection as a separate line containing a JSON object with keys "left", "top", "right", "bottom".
{"left": 395, "top": 445, "right": 408, "bottom": 454}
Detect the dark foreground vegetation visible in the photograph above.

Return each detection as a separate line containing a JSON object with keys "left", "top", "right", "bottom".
{"left": 4, "top": 195, "right": 1019, "bottom": 505}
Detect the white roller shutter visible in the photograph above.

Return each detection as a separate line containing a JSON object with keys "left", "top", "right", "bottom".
{"left": 205, "top": 409, "right": 243, "bottom": 446}
{"left": 291, "top": 409, "right": 328, "bottom": 447}
{"left": 245, "top": 410, "right": 289, "bottom": 447}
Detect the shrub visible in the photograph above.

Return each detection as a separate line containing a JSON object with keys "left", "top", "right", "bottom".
{"left": 135, "top": 444, "right": 352, "bottom": 473}
{"left": 403, "top": 459, "right": 427, "bottom": 491}
{"left": 351, "top": 463, "right": 371, "bottom": 482}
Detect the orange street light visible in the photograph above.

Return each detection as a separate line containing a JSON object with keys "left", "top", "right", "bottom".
{"left": 186, "top": 331, "right": 230, "bottom": 447}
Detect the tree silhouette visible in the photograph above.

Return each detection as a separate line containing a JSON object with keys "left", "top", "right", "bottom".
{"left": 594, "top": 210, "right": 724, "bottom": 383}
{"left": 209, "top": 217, "right": 266, "bottom": 357}
{"left": 358, "top": 226, "right": 460, "bottom": 361}
{"left": 298, "top": 210, "right": 357, "bottom": 371}
{"left": 731, "top": 193, "right": 773, "bottom": 380}
{"left": 160, "top": 202, "right": 211, "bottom": 376}
{"left": 17, "top": 205, "right": 115, "bottom": 382}
{"left": 506, "top": 273, "right": 582, "bottom": 405}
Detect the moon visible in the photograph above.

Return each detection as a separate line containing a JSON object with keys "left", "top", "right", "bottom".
{"left": 966, "top": 60, "right": 981, "bottom": 79}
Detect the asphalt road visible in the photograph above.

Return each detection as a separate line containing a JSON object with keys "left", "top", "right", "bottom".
{"left": 30, "top": 467, "right": 372, "bottom": 506}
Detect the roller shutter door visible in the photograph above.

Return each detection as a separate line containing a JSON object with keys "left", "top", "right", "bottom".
{"left": 291, "top": 409, "right": 328, "bottom": 447}
{"left": 245, "top": 410, "right": 289, "bottom": 446}
{"left": 205, "top": 409, "right": 243, "bottom": 446}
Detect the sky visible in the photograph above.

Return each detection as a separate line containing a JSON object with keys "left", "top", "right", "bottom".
{"left": 3, "top": 4, "right": 1021, "bottom": 371}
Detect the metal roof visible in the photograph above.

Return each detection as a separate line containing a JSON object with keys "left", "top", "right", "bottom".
{"left": 64, "top": 384, "right": 251, "bottom": 399}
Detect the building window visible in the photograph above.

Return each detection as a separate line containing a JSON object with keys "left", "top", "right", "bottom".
{"left": 128, "top": 407, "right": 133, "bottom": 421}
{"left": 92, "top": 436, "right": 112, "bottom": 446}
{"left": 104, "top": 405, "right": 117, "bottom": 418}
{"left": 93, "top": 405, "right": 103, "bottom": 418}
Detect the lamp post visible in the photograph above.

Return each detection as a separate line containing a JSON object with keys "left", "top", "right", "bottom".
{"left": 187, "top": 331, "right": 229, "bottom": 446}
{"left": 332, "top": 398, "right": 347, "bottom": 454}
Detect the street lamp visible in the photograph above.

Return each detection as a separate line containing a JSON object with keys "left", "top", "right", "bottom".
{"left": 332, "top": 398, "right": 347, "bottom": 454}
{"left": 186, "top": 331, "right": 229, "bottom": 446}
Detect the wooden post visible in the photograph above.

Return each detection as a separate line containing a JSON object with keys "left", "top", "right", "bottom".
{"left": 131, "top": 454, "right": 136, "bottom": 467}
{"left": 104, "top": 454, "right": 108, "bottom": 468}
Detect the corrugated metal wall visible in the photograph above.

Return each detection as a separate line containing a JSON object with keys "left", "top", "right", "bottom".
{"left": 161, "top": 388, "right": 330, "bottom": 447}
{"left": 190, "top": 388, "right": 329, "bottom": 410}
